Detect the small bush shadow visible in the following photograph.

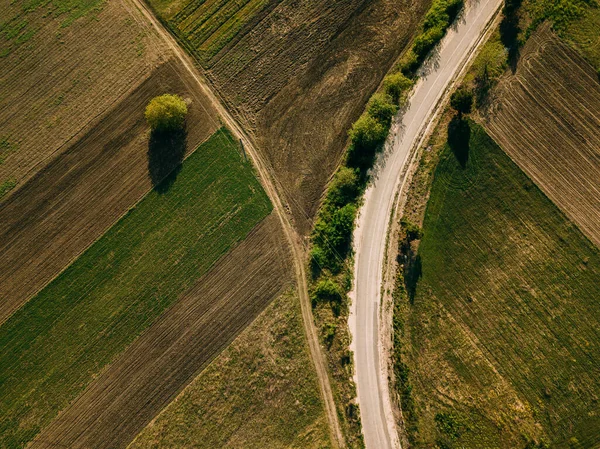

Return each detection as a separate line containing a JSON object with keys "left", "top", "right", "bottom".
{"left": 448, "top": 115, "right": 470, "bottom": 168}
{"left": 499, "top": 0, "right": 522, "bottom": 72}
{"left": 147, "top": 127, "right": 187, "bottom": 194}
{"left": 405, "top": 254, "right": 422, "bottom": 304}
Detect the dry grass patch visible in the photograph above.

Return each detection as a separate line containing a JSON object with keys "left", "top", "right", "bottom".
{"left": 129, "top": 289, "right": 332, "bottom": 449}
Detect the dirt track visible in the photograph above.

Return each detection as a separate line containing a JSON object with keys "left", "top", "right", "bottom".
{"left": 483, "top": 27, "right": 600, "bottom": 247}
{"left": 206, "top": 0, "right": 430, "bottom": 235}
{"left": 125, "top": 0, "right": 346, "bottom": 445}
{"left": 0, "top": 60, "right": 218, "bottom": 325}
{"left": 29, "top": 214, "right": 291, "bottom": 449}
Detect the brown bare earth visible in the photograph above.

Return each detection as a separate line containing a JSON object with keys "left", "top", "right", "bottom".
{"left": 29, "top": 213, "right": 292, "bottom": 449}
{"left": 482, "top": 26, "right": 600, "bottom": 247}
{"left": 205, "top": 0, "right": 430, "bottom": 234}
{"left": 0, "top": 0, "right": 168, "bottom": 190}
{"left": 0, "top": 59, "right": 219, "bottom": 325}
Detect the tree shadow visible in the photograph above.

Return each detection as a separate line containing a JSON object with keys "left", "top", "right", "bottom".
{"left": 448, "top": 115, "right": 470, "bottom": 168}
{"left": 405, "top": 254, "right": 422, "bottom": 304}
{"left": 500, "top": 0, "right": 523, "bottom": 73}
{"left": 147, "top": 127, "right": 187, "bottom": 194}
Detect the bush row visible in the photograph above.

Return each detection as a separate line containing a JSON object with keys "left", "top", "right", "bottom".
{"left": 400, "top": 0, "right": 464, "bottom": 77}
{"left": 309, "top": 0, "right": 464, "bottom": 312}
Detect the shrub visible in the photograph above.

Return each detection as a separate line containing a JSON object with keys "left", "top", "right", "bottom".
{"left": 383, "top": 72, "right": 414, "bottom": 104}
{"left": 413, "top": 26, "right": 445, "bottom": 60}
{"left": 348, "top": 113, "right": 387, "bottom": 149}
{"left": 367, "top": 93, "right": 398, "bottom": 126}
{"left": 326, "top": 167, "right": 360, "bottom": 207}
{"left": 399, "top": 50, "right": 420, "bottom": 77}
{"left": 309, "top": 245, "right": 328, "bottom": 277}
{"left": 312, "top": 203, "right": 358, "bottom": 272}
{"left": 145, "top": 94, "right": 188, "bottom": 132}
{"left": 450, "top": 88, "right": 473, "bottom": 116}
{"left": 312, "top": 277, "right": 343, "bottom": 305}
{"left": 401, "top": 219, "right": 424, "bottom": 241}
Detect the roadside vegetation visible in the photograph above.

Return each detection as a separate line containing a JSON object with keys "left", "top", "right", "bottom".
{"left": 460, "top": 0, "right": 599, "bottom": 107}
{"left": 128, "top": 289, "right": 332, "bottom": 449}
{"left": 0, "top": 128, "right": 271, "bottom": 449}
{"left": 392, "top": 117, "right": 600, "bottom": 447}
{"left": 307, "top": 0, "right": 467, "bottom": 444}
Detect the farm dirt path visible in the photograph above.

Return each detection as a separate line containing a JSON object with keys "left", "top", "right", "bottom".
{"left": 29, "top": 214, "right": 292, "bottom": 449}
{"left": 122, "top": 0, "right": 345, "bottom": 446}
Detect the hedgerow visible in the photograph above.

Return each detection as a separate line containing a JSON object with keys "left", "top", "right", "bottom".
{"left": 309, "top": 0, "right": 465, "bottom": 308}
{"left": 308, "top": 0, "right": 465, "bottom": 437}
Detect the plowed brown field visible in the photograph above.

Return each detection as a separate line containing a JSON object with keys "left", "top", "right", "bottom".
{"left": 28, "top": 213, "right": 291, "bottom": 449}
{"left": 149, "top": 0, "right": 430, "bottom": 234}
{"left": 223, "top": 0, "right": 429, "bottom": 234}
{"left": 0, "top": 59, "right": 219, "bottom": 325}
{"left": 482, "top": 26, "right": 600, "bottom": 247}
{"left": 0, "top": 0, "right": 168, "bottom": 191}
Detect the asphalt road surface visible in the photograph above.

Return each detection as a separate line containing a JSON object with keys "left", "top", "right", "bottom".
{"left": 349, "top": 0, "right": 503, "bottom": 447}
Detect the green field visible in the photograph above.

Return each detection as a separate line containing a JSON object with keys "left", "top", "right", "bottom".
{"left": 148, "top": 0, "right": 275, "bottom": 66}
{"left": 398, "top": 123, "right": 600, "bottom": 448}
{"left": 0, "top": 128, "right": 271, "bottom": 448}
{"left": 129, "top": 289, "right": 332, "bottom": 449}
{"left": 523, "top": 0, "right": 600, "bottom": 69}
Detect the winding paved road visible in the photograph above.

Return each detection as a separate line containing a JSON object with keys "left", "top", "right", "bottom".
{"left": 349, "top": 0, "right": 503, "bottom": 447}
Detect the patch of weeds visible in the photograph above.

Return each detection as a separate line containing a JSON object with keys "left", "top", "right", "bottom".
{"left": 0, "top": 137, "right": 18, "bottom": 164}
{"left": 0, "top": 179, "right": 17, "bottom": 199}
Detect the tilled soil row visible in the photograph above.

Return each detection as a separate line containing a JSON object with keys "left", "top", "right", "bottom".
{"left": 29, "top": 213, "right": 292, "bottom": 449}
{"left": 483, "top": 26, "right": 600, "bottom": 248}
{"left": 0, "top": 59, "right": 218, "bottom": 325}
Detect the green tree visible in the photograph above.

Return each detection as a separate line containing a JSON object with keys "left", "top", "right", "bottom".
{"left": 145, "top": 94, "right": 188, "bottom": 132}
{"left": 348, "top": 113, "right": 387, "bottom": 149}
{"left": 367, "top": 93, "right": 398, "bottom": 126}
{"left": 450, "top": 88, "right": 473, "bottom": 116}
{"left": 383, "top": 73, "right": 414, "bottom": 104}
{"left": 327, "top": 167, "right": 359, "bottom": 207}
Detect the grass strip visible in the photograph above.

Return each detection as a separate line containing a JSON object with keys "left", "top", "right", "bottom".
{"left": 0, "top": 127, "right": 271, "bottom": 449}
{"left": 395, "top": 122, "right": 600, "bottom": 447}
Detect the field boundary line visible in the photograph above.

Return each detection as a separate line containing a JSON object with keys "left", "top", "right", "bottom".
{"left": 121, "top": 0, "right": 346, "bottom": 446}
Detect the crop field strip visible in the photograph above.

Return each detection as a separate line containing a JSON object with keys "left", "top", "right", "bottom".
{"left": 30, "top": 214, "right": 291, "bottom": 449}
{"left": 404, "top": 124, "right": 600, "bottom": 446}
{"left": 148, "top": 0, "right": 430, "bottom": 234}
{"left": 0, "top": 60, "right": 219, "bottom": 326}
{"left": 129, "top": 288, "right": 332, "bottom": 449}
{"left": 0, "top": 0, "right": 169, "bottom": 193}
{"left": 482, "top": 27, "right": 600, "bottom": 248}
{"left": 0, "top": 128, "right": 272, "bottom": 449}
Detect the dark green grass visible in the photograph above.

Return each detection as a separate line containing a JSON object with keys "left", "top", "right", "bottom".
{"left": 0, "top": 127, "right": 271, "bottom": 449}
{"left": 413, "top": 123, "right": 600, "bottom": 447}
